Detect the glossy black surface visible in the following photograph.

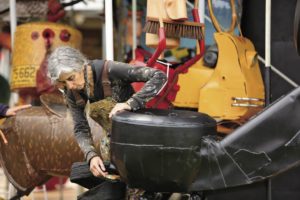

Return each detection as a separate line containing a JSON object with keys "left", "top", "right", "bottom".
{"left": 111, "top": 88, "right": 300, "bottom": 192}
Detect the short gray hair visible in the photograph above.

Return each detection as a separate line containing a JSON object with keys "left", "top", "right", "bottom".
{"left": 47, "top": 46, "right": 88, "bottom": 82}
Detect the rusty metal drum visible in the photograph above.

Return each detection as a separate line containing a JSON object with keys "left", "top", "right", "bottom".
{"left": 0, "top": 94, "right": 103, "bottom": 196}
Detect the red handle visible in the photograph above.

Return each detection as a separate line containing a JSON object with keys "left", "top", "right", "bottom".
{"left": 147, "top": 28, "right": 166, "bottom": 67}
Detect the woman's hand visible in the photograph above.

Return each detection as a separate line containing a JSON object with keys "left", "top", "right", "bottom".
{"left": 89, "top": 156, "right": 108, "bottom": 177}
{"left": 109, "top": 103, "right": 131, "bottom": 118}
{"left": 5, "top": 104, "right": 32, "bottom": 116}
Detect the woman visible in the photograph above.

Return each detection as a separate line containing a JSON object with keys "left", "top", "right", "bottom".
{"left": 47, "top": 46, "right": 167, "bottom": 199}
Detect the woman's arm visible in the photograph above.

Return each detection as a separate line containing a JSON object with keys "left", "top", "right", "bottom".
{"left": 66, "top": 91, "right": 98, "bottom": 163}
{"left": 108, "top": 61, "right": 167, "bottom": 111}
{"left": 66, "top": 91, "right": 107, "bottom": 177}
{"left": 0, "top": 104, "right": 32, "bottom": 118}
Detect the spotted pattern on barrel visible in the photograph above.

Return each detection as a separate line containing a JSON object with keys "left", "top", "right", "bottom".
{"left": 0, "top": 94, "right": 103, "bottom": 193}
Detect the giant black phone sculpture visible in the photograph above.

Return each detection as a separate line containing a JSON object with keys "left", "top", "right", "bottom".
{"left": 111, "top": 87, "right": 300, "bottom": 192}
{"left": 2, "top": 88, "right": 300, "bottom": 197}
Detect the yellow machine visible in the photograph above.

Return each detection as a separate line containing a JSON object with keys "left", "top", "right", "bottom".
{"left": 173, "top": 0, "right": 265, "bottom": 127}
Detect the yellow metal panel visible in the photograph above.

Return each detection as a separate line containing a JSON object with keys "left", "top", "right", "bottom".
{"left": 199, "top": 33, "right": 264, "bottom": 120}
{"left": 173, "top": 32, "right": 264, "bottom": 122}
{"left": 173, "top": 59, "right": 214, "bottom": 108}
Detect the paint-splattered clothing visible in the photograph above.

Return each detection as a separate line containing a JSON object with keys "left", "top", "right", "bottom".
{"left": 66, "top": 60, "right": 167, "bottom": 163}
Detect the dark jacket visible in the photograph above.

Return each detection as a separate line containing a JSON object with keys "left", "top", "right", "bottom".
{"left": 66, "top": 60, "right": 167, "bottom": 163}
{"left": 0, "top": 104, "right": 9, "bottom": 118}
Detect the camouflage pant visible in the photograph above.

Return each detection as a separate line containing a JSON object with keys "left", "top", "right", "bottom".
{"left": 89, "top": 97, "right": 116, "bottom": 162}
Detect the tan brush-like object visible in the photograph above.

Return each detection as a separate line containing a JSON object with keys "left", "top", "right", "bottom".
{"left": 144, "top": 0, "right": 204, "bottom": 39}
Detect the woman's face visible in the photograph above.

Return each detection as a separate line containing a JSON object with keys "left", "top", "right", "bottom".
{"left": 57, "top": 69, "right": 85, "bottom": 90}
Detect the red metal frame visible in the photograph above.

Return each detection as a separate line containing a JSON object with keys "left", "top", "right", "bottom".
{"left": 132, "top": 7, "right": 205, "bottom": 109}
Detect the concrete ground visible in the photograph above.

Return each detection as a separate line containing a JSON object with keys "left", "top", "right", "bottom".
{"left": 22, "top": 181, "right": 79, "bottom": 200}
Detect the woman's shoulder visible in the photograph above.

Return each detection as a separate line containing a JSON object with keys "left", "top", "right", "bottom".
{"left": 90, "top": 59, "right": 105, "bottom": 68}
